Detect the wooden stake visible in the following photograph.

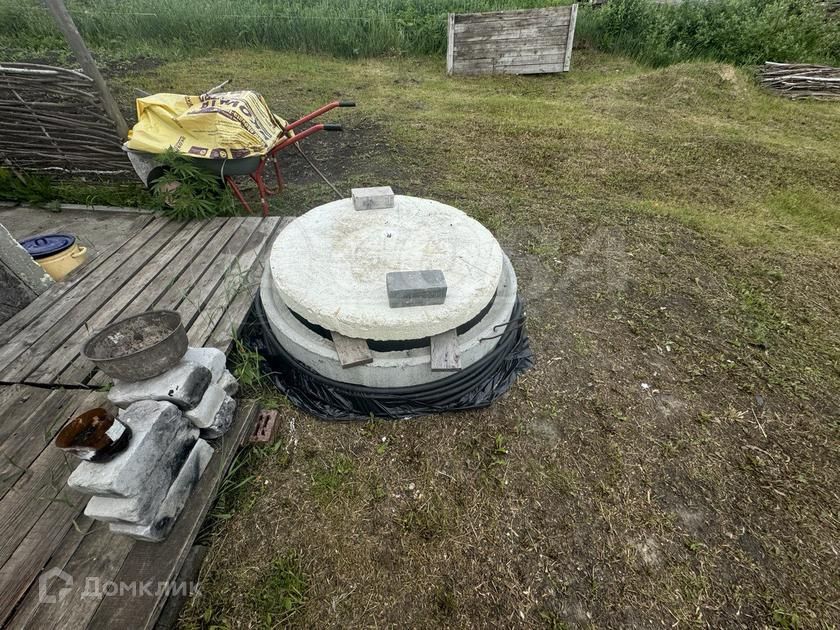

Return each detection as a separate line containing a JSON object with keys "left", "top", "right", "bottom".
{"left": 44, "top": 0, "right": 129, "bottom": 139}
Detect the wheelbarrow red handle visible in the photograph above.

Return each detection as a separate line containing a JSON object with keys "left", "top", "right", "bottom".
{"left": 272, "top": 123, "right": 334, "bottom": 153}
{"left": 284, "top": 100, "right": 354, "bottom": 132}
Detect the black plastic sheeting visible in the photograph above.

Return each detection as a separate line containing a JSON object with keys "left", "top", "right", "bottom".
{"left": 242, "top": 296, "right": 534, "bottom": 420}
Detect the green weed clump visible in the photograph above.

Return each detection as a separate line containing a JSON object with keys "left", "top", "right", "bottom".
{"left": 151, "top": 149, "right": 236, "bottom": 220}
{"left": 577, "top": 0, "right": 840, "bottom": 66}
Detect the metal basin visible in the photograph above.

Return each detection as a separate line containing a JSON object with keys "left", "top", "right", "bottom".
{"left": 82, "top": 310, "right": 188, "bottom": 381}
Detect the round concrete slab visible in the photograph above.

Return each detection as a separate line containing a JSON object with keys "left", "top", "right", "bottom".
{"left": 260, "top": 254, "right": 518, "bottom": 388}
{"left": 269, "top": 195, "right": 504, "bottom": 341}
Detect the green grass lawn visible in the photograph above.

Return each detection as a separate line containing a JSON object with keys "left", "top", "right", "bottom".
{"left": 104, "top": 49, "right": 840, "bottom": 627}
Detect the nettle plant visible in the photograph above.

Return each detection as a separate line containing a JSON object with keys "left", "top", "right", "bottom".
{"left": 152, "top": 148, "right": 237, "bottom": 220}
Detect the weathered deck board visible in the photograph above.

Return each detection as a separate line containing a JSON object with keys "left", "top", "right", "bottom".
{"left": 0, "top": 215, "right": 283, "bottom": 387}
{"left": 29, "top": 219, "right": 209, "bottom": 384}
{"left": 72, "top": 218, "right": 230, "bottom": 387}
{"left": 0, "top": 214, "right": 153, "bottom": 348}
{"left": 168, "top": 218, "right": 258, "bottom": 331}
{"left": 0, "top": 213, "right": 282, "bottom": 627}
{"left": 0, "top": 217, "right": 171, "bottom": 381}
{"left": 5, "top": 515, "right": 97, "bottom": 629}
{"left": 1, "top": 218, "right": 184, "bottom": 383}
{"left": 206, "top": 216, "right": 292, "bottom": 352}
{"left": 188, "top": 216, "right": 283, "bottom": 347}
{"left": 0, "top": 387, "right": 105, "bottom": 624}
{"left": 447, "top": 5, "right": 578, "bottom": 76}
{"left": 0, "top": 388, "right": 85, "bottom": 497}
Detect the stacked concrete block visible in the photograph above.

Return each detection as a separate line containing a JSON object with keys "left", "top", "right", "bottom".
{"left": 68, "top": 346, "right": 241, "bottom": 542}
{"left": 68, "top": 400, "right": 213, "bottom": 542}
{"left": 107, "top": 346, "right": 238, "bottom": 440}
{"left": 110, "top": 440, "right": 215, "bottom": 542}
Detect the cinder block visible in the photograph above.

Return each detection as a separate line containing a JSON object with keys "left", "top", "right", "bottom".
{"left": 68, "top": 400, "right": 185, "bottom": 498}
{"left": 108, "top": 361, "right": 211, "bottom": 410}
{"left": 183, "top": 346, "right": 226, "bottom": 383}
{"left": 185, "top": 384, "right": 226, "bottom": 429}
{"left": 200, "top": 395, "right": 236, "bottom": 439}
{"left": 218, "top": 369, "right": 239, "bottom": 396}
{"left": 109, "top": 439, "right": 215, "bottom": 542}
{"left": 386, "top": 269, "right": 447, "bottom": 308}
{"left": 352, "top": 186, "right": 394, "bottom": 211}
{"left": 83, "top": 421, "right": 198, "bottom": 523}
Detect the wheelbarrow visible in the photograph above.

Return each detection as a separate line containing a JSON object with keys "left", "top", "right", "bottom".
{"left": 125, "top": 90, "right": 355, "bottom": 216}
{"left": 196, "top": 99, "right": 355, "bottom": 216}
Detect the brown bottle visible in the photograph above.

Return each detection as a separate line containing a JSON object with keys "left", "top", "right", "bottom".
{"left": 55, "top": 408, "right": 132, "bottom": 463}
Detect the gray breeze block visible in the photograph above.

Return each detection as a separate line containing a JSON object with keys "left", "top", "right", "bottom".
{"left": 183, "top": 346, "right": 227, "bottom": 383}
{"left": 109, "top": 439, "right": 215, "bottom": 542}
{"left": 108, "top": 361, "right": 212, "bottom": 410}
{"left": 68, "top": 400, "right": 185, "bottom": 498}
{"left": 386, "top": 269, "right": 447, "bottom": 308}
{"left": 218, "top": 369, "right": 239, "bottom": 396}
{"left": 352, "top": 186, "right": 394, "bottom": 211}
{"left": 84, "top": 422, "right": 199, "bottom": 524}
{"left": 199, "top": 395, "right": 236, "bottom": 440}
{"left": 184, "top": 384, "right": 226, "bottom": 429}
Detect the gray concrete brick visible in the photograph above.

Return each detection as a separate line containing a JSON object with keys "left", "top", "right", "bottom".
{"left": 83, "top": 421, "right": 198, "bottom": 523}
{"left": 352, "top": 186, "right": 394, "bottom": 211}
{"left": 218, "top": 369, "right": 239, "bottom": 396}
{"left": 108, "top": 361, "right": 211, "bottom": 410}
{"left": 109, "top": 439, "right": 215, "bottom": 542}
{"left": 199, "top": 395, "right": 236, "bottom": 439}
{"left": 386, "top": 269, "right": 447, "bottom": 308}
{"left": 183, "top": 346, "right": 226, "bottom": 383}
{"left": 184, "top": 384, "right": 225, "bottom": 429}
{"left": 68, "top": 400, "right": 185, "bottom": 498}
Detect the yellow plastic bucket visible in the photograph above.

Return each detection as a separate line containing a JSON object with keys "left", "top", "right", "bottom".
{"left": 19, "top": 234, "right": 88, "bottom": 281}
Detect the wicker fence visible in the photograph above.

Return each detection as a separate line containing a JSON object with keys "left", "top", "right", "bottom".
{"left": 0, "top": 63, "right": 131, "bottom": 177}
{"left": 759, "top": 62, "right": 840, "bottom": 100}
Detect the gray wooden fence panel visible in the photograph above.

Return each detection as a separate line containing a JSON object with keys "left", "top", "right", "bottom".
{"left": 447, "top": 5, "right": 578, "bottom": 76}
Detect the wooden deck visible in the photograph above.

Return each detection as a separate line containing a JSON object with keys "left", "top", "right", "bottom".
{"left": 0, "top": 214, "right": 290, "bottom": 627}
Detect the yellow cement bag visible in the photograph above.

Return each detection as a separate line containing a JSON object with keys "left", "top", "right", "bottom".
{"left": 126, "top": 90, "right": 289, "bottom": 159}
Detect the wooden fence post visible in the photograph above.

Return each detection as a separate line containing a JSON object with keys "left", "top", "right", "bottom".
{"left": 44, "top": 0, "right": 129, "bottom": 139}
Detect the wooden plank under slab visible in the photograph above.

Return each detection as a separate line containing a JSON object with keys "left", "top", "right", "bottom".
{"left": 431, "top": 329, "right": 462, "bottom": 372}
{"left": 332, "top": 331, "right": 374, "bottom": 368}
